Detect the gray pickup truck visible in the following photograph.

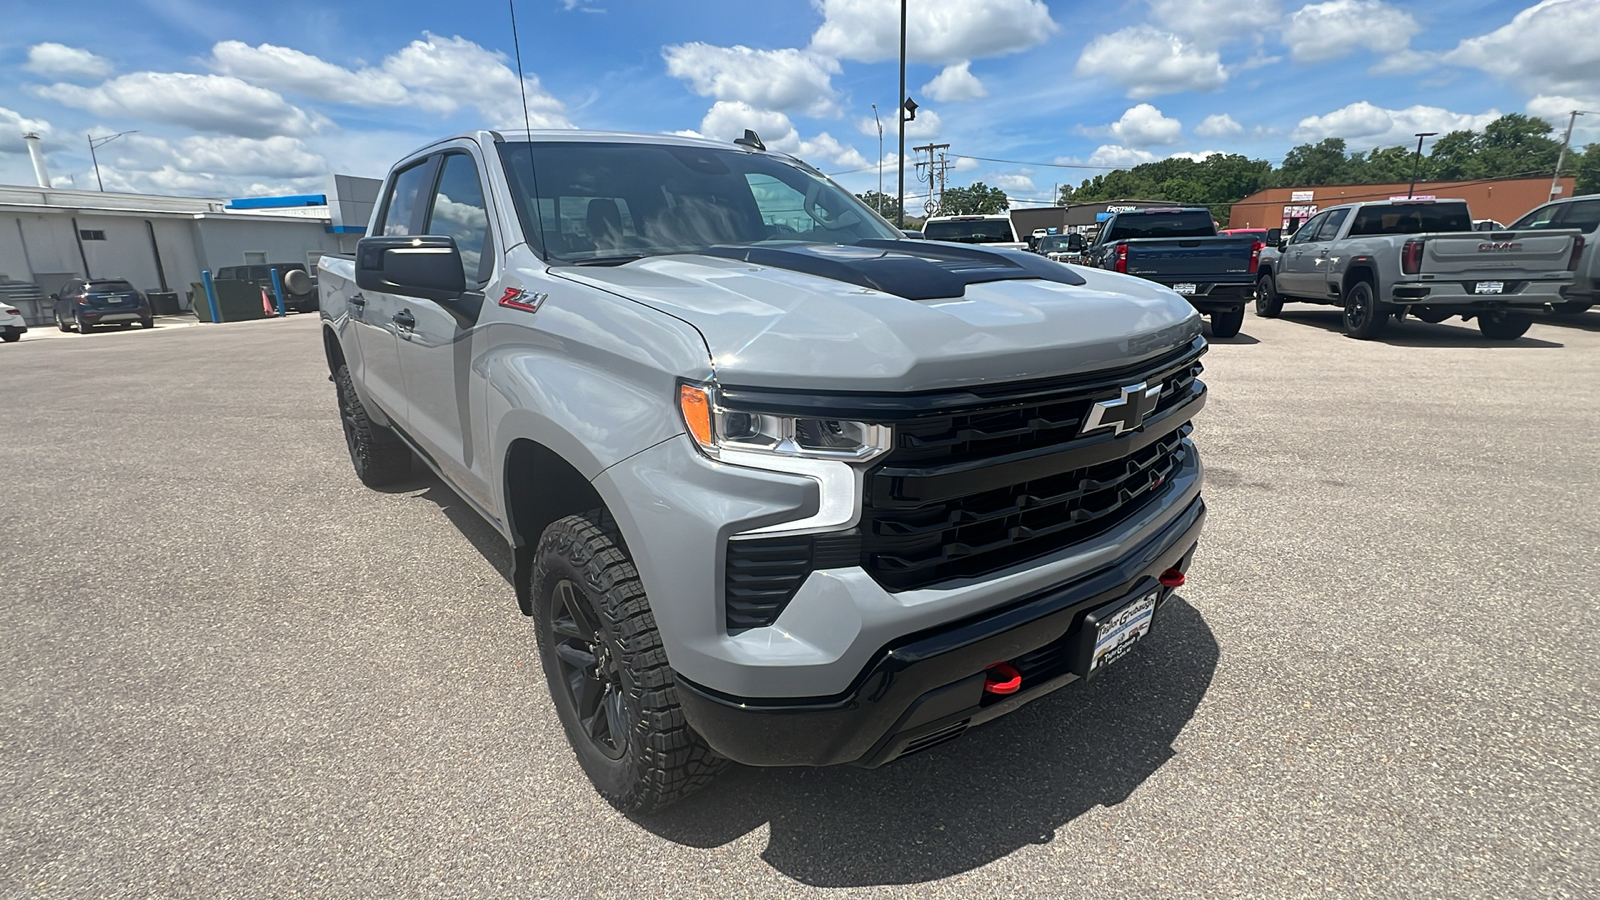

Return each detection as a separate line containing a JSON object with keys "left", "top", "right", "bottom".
{"left": 1254, "top": 199, "right": 1583, "bottom": 340}
{"left": 319, "top": 130, "right": 1209, "bottom": 813}
{"left": 1084, "top": 208, "right": 1263, "bottom": 339}
{"left": 1504, "top": 193, "right": 1599, "bottom": 315}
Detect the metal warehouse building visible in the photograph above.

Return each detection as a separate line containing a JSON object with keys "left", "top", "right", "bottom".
{"left": 0, "top": 174, "right": 380, "bottom": 326}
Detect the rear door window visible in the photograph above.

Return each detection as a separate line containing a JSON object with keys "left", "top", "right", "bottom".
{"left": 1555, "top": 199, "right": 1600, "bottom": 232}
{"left": 1311, "top": 208, "right": 1351, "bottom": 242}
{"left": 1349, "top": 203, "right": 1473, "bottom": 235}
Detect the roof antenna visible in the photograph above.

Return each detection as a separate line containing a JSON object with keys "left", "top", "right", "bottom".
{"left": 734, "top": 129, "right": 765, "bottom": 151}
{"left": 508, "top": 0, "right": 533, "bottom": 137}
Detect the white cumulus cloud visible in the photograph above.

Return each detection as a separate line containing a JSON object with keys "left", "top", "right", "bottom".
{"left": 811, "top": 0, "right": 1057, "bottom": 65}
{"left": 1087, "top": 145, "right": 1159, "bottom": 168}
{"left": 212, "top": 41, "right": 409, "bottom": 106}
{"left": 114, "top": 134, "right": 327, "bottom": 179}
{"left": 663, "top": 43, "right": 839, "bottom": 116}
{"left": 1446, "top": 0, "right": 1600, "bottom": 100}
{"left": 1074, "top": 26, "right": 1227, "bottom": 98}
{"left": 37, "top": 73, "right": 325, "bottom": 139}
{"left": 1146, "top": 0, "right": 1281, "bottom": 48}
{"left": 1282, "top": 0, "right": 1419, "bottom": 64}
{"left": 994, "top": 172, "right": 1036, "bottom": 192}
{"left": 922, "top": 62, "right": 988, "bottom": 102}
{"left": 1108, "top": 104, "right": 1183, "bottom": 146}
{"left": 24, "top": 43, "right": 114, "bottom": 81}
{"left": 0, "top": 107, "right": 52, "bottom": 153}
{"left": 1169, "top": 150, "right": 1225, "bottom": 161}
{"left": 1291, "top": 101, "right": 1500, "bottom": 149}
{"left": 1195, "top": 113, "right": 1243, "bottom": 137}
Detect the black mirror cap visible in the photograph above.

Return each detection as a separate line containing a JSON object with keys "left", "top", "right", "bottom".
{"left": 356, "top": 235, "right": 466, "bottom": 302}
{"left": 1265, "top": 228, "right": 1282, "bottom": 244}
{"left": 1066, "top": 234, "right": 1086, "bottom": 252}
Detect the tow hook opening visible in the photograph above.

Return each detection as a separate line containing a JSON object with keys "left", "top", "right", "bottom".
{"left": 983, "top": 662, "right": 1022, "bottom": 695}
{"left": 1159, "top": 568, "right": 1186, "bottom": 588}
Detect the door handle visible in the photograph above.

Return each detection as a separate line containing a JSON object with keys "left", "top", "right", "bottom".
{"left": 392, "top": 310, "right": 415, "bottom": 329}
{"left": 349, "top": 294, "right": 366, "bottom": 307}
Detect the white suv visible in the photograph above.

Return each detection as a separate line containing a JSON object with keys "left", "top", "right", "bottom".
{"left": 1, "top": 302, "right": 26, "bottom": 343}
{"left": 922, "top": 214, "right": 1027, "bottom": 251}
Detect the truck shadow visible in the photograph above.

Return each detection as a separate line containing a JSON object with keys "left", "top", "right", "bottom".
{"left": 1277, "top": 309, "right": 1564, "bottom": 347}
{"left": 638, "top": 597, "right": 1218, "bottom": 887}
{"left": 379, "top": 471, "right": 515, "bottom": 584}
{"left": 1535, "top": 310, "right": 1600, "bottom": 333}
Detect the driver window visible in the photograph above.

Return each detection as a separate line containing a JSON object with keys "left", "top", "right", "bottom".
{"left": 426, "top": 154, "right": 492, "bottom": 283}
{"left": 746, "top": 174, "right": 813, "bottom": 236}
{"left": 1512, "top": 204, "right": 1559, "bottom": 230}
{"left": 1291, "top": 212, "right": 1327, "bottom": 244}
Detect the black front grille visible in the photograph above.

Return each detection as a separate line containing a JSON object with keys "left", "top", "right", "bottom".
{"left": 860, "top": 351, "right": 1204, "bottom": 592}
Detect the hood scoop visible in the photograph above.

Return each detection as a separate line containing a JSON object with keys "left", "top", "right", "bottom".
{"left": 700, "top": 239, "right": 1086, "bottom": 301}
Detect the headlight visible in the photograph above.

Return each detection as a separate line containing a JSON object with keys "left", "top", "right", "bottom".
{"left": 678, "top": 383, "right": 891, "bottom": 462}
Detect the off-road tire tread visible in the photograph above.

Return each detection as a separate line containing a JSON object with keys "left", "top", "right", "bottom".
{"left": 1343, "top": 279, "right": 1388, "bottom": 340}
{"left": 532, "top": 511, "right": 726, "bottom": 815}
{"left": 334, "top": 365, "right": 410, "bottom": 487}
{"left": 1255, "top": 272, "right": 1284, "bottom": 317}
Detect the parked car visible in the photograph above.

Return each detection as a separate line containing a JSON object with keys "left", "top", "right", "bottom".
{"left": 0, "top": 301, "right": 26, "bottom": 342}
{"left": 1035, "top": 232, "right": 1086, "bottom": 263}
{"left": 51, "top": 278, "right": 153, "bottom": 333}
{"left": 1504, "top": 194, "right": 1599, "bottom": 315}
{"left": 214, "top": 263, "right": 319, "bottom": 313}
{"left": 1254, "top": 199, "right": 1581, "bottom": 340}
{"left": 1083, "top": 207, "right": 1264, "bottom": 338}
{"left": 321, "top": 129, "right": 1210, "bottom": 813}
{"left": 921, "top": 214, "right": 1027, "bottom": 250}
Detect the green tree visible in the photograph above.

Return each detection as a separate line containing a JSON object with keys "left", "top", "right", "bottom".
{"left": 939, "top": 182, "right": 1010, "bottom": 215}
{"left": 1275, "top": 138, "right": 1354, "bottom": 186}
{"left": 856, "top": 190, "right": 901, "bottom": 222}
{"left": 1573, "top": 143, "right": 1600, "bottom": 197}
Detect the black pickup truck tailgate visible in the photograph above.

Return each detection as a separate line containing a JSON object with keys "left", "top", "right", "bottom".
{"left": 1123, "top": 237, "right": 1260, "bottom": 281}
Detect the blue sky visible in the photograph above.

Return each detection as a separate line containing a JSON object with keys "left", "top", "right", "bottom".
{"left": 1, "top": 0, "right": 1596, "bottom": 206}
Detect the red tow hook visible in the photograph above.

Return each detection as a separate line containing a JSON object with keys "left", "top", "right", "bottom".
{"left": 1159, "top": 568, "right": 1186, "bottom": 588}
{"left": 984, "top": 662, "right": 1022, "bottom": 695}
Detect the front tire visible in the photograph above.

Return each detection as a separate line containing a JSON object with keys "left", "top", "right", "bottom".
{"left": 1210, "top": 307, "right": 1244, "bottom": 338}
{"left": 532, "top": 512, "right": 726, "bottom": 815}
{"left": 1255, "top": 272, "right": 1284, "bottom": 317}
{"left": 1477, "top": 311, "right": 1533, "bottom": 341}
{"left": 333, "top": 364, "right": 411, "bottom": 487}
{"left": 1342, "top": 280, "right": 1388, "bottom": 340}
{"left": 55, "top": 309, "right": 70, "bottom": 332}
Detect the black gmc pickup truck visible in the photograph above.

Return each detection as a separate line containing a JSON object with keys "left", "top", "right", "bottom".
{"left": 1084, "top": 208, "right": 1263, "bottom": 338}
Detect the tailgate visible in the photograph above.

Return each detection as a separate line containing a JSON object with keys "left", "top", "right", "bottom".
{"left": 1124, "top": 238, "right": 1257, "bottom": 279}
{"left": 1423, "top": 231, "right": 1578, "bottom": 278}
{"left": 84, "top": 289, "right": 141, "bottom": 310}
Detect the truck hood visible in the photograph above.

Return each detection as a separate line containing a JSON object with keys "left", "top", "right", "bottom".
{"left": 553, "top": 247, "right": 1201, "bottom": 392}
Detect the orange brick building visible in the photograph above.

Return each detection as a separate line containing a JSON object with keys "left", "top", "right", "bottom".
{"left": 1226, "top": 176, "right": 1576, "bottom": 231}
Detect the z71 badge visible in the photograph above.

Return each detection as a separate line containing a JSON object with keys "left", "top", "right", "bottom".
{"left": 499, "top": 287, "right": 548, "bottom": 313}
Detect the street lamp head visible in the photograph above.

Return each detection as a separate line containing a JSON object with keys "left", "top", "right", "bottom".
{"left": 902, "top": 97, "right": 918, "bottom": 121}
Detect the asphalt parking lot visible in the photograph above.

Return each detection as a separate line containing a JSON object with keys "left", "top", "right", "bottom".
{"left": 3, "top": 309, "right": 1598, "bottom": 898}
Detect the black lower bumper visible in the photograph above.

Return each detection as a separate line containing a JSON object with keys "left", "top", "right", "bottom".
{"left": 1185, "top": 284, "right": 1252, "bottom": 313}
{"left": 675, "top": 495, "right": 1206, "bottom": 768}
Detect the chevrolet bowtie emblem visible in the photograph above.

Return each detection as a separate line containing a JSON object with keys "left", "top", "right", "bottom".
{"left": 1080, "top": 382, "right": 1162, "bottom": 436}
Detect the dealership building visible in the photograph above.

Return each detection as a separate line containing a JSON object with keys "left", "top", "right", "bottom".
{"left": 0, "top": 138, "right": 380, "bottom": 326}
{"left": 1226, "top": 175, "right": 1576, "bottom": 233}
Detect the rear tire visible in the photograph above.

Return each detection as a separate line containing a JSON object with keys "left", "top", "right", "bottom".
{"left": 76, "top": 315, "right": 93, "bottom": 335}
{"left": 55, "top": 309, "right": 70, "bottom": 333}
{"left": 1210, "top": 307, "right": 1244, "bottom": 338}
{"left": 1550, "top": 301, "right": 1592, "bottom": 315}
{"left": 334, "top": 364, "right": 411, "bottom": 487}
{"left": 1255, "top": 272, "right": 1284, "bottom": 318}
{"left": 140, "top": 318, "right": 155, "bottom": 329}
{"left": 1, "top": 332, "right": 19, "bottom": 343}
{"left": 1342, "top": 280, "right": 1388, "bottom": 340}
{"left": 1477, "top": 311, "right": 1533, "bottom": 341}
{"left": 532, "top": 511, "right": 727, "bottom": 815}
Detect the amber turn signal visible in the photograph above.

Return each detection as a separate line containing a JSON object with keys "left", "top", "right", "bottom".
{"left": 679, "top": 384, "right": 714, "bottom": 447}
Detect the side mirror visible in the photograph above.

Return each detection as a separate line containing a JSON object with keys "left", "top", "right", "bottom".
{"left": 355, "top": 235, "right": 465, "bottom": 302}
{"left": 49, "top": 293, "right": 59, "bottom": 301}
{"left": 1067, "top": 233, "right": 1086, "bottom": 252}
{"left": 1265, "top": 228, "right": 1281, "bottom": 245}
{"left": 1276, "top": 238, "right": 1289, "bottom": 252}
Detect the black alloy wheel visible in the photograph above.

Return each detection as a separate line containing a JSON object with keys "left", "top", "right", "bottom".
{"left": 1343, "top": 280, "right": 1388, "bottom": 340}
{"left": 333, "top": 364, "right": 410, "bottom": 487}
{"left": 1255, "top": 272, "right": 1284, "bottom": 317}
{"left": 547, "top": 578, "right": 627, "bottom": 760}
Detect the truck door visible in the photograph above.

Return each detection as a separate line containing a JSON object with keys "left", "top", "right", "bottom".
{"left": 1278, "top": 210, "right": 1331, "bottom": 295}
{"left": 394, "top": 149, "right": 496, "bottom": 510}
{"left": 355, "top": 156, "right": 439, "bottom": 425}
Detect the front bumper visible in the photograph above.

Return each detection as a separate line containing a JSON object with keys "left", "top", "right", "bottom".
{"left": 675, "top": 495, "right": 1206, "bottom": 767}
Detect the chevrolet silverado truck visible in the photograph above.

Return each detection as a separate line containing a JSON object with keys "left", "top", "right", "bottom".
{"left": 1083, "top": 208, "right": 1263, "bottom": 339}
{"left": 1254, "top": 199, "right": 1583, "bottom": 340}
{"left": 1505, "top": 193, "right": 1599, "bottom": 315}
{"left": 320, "top": 130, "right": 1209, "bottom": 813}
{"left": 921, "top": 213, "right": 1027, "bottom": 251}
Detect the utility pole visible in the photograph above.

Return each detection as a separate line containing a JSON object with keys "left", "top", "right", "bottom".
{"left": 1551, "top": 110, "right": 1588, "bottom": 201}
{"left": 896, "top": 0, "right": 907, "bottom": 227}
{"left": 1407, "top": 131, "right": 1436, "bottom": 199}
{"left": 912, "top": 143, "right": 950, "bottom": 216}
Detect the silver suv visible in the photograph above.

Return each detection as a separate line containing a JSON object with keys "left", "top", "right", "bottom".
{"left": 1506, "top": 193, "right": 1600, "bottom": 315}
{"left": 320, "top": 130, "right": 1209, "bottom": 812}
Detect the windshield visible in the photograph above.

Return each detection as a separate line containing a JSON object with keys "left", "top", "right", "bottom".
{"left": 1348, "top": 203, "right": 1472, "bottom": 235}
{"left": 497, "top": 141, "right": 898, "bottom": 263}
{"left": 922, "top": 219, "right": 1016, "bottom": 243}
{"left": 1102, "top": 212, "right": 1215, "bottom": 241}
{"left": 86, "top": 280, "right": 135, "bottom": 293}
{"left": 1038, "top": 235, "right": 1076, "bottom": 251}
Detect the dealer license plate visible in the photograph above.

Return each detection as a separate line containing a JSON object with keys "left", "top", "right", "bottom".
{"left": 107, "top": 297, "right": 123, "bottom": 303}
{"left": 1090, "top": 589, "right": 1158, "bottom": 673}
{"left": 1172, "top": 283, "right": 1196, "bottom": 295}
{"left": 1474, "top": 281, "right": 1504, "bottom": 295}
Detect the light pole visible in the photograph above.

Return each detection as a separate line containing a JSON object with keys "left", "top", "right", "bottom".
{"left": 1407, "top": 132, "right": 1437, "bottom": 199}
{"left": 1551, "top": 110, "right": 1591, "bottom": 201}
{"left": 871, "top": 103, "right": 883, "bottom": 214}
{"left": 87, "top": 130, "right": 138, "bottom": 192}
{"left": 896, "top": 0, "right": 906, "bottom": 227}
